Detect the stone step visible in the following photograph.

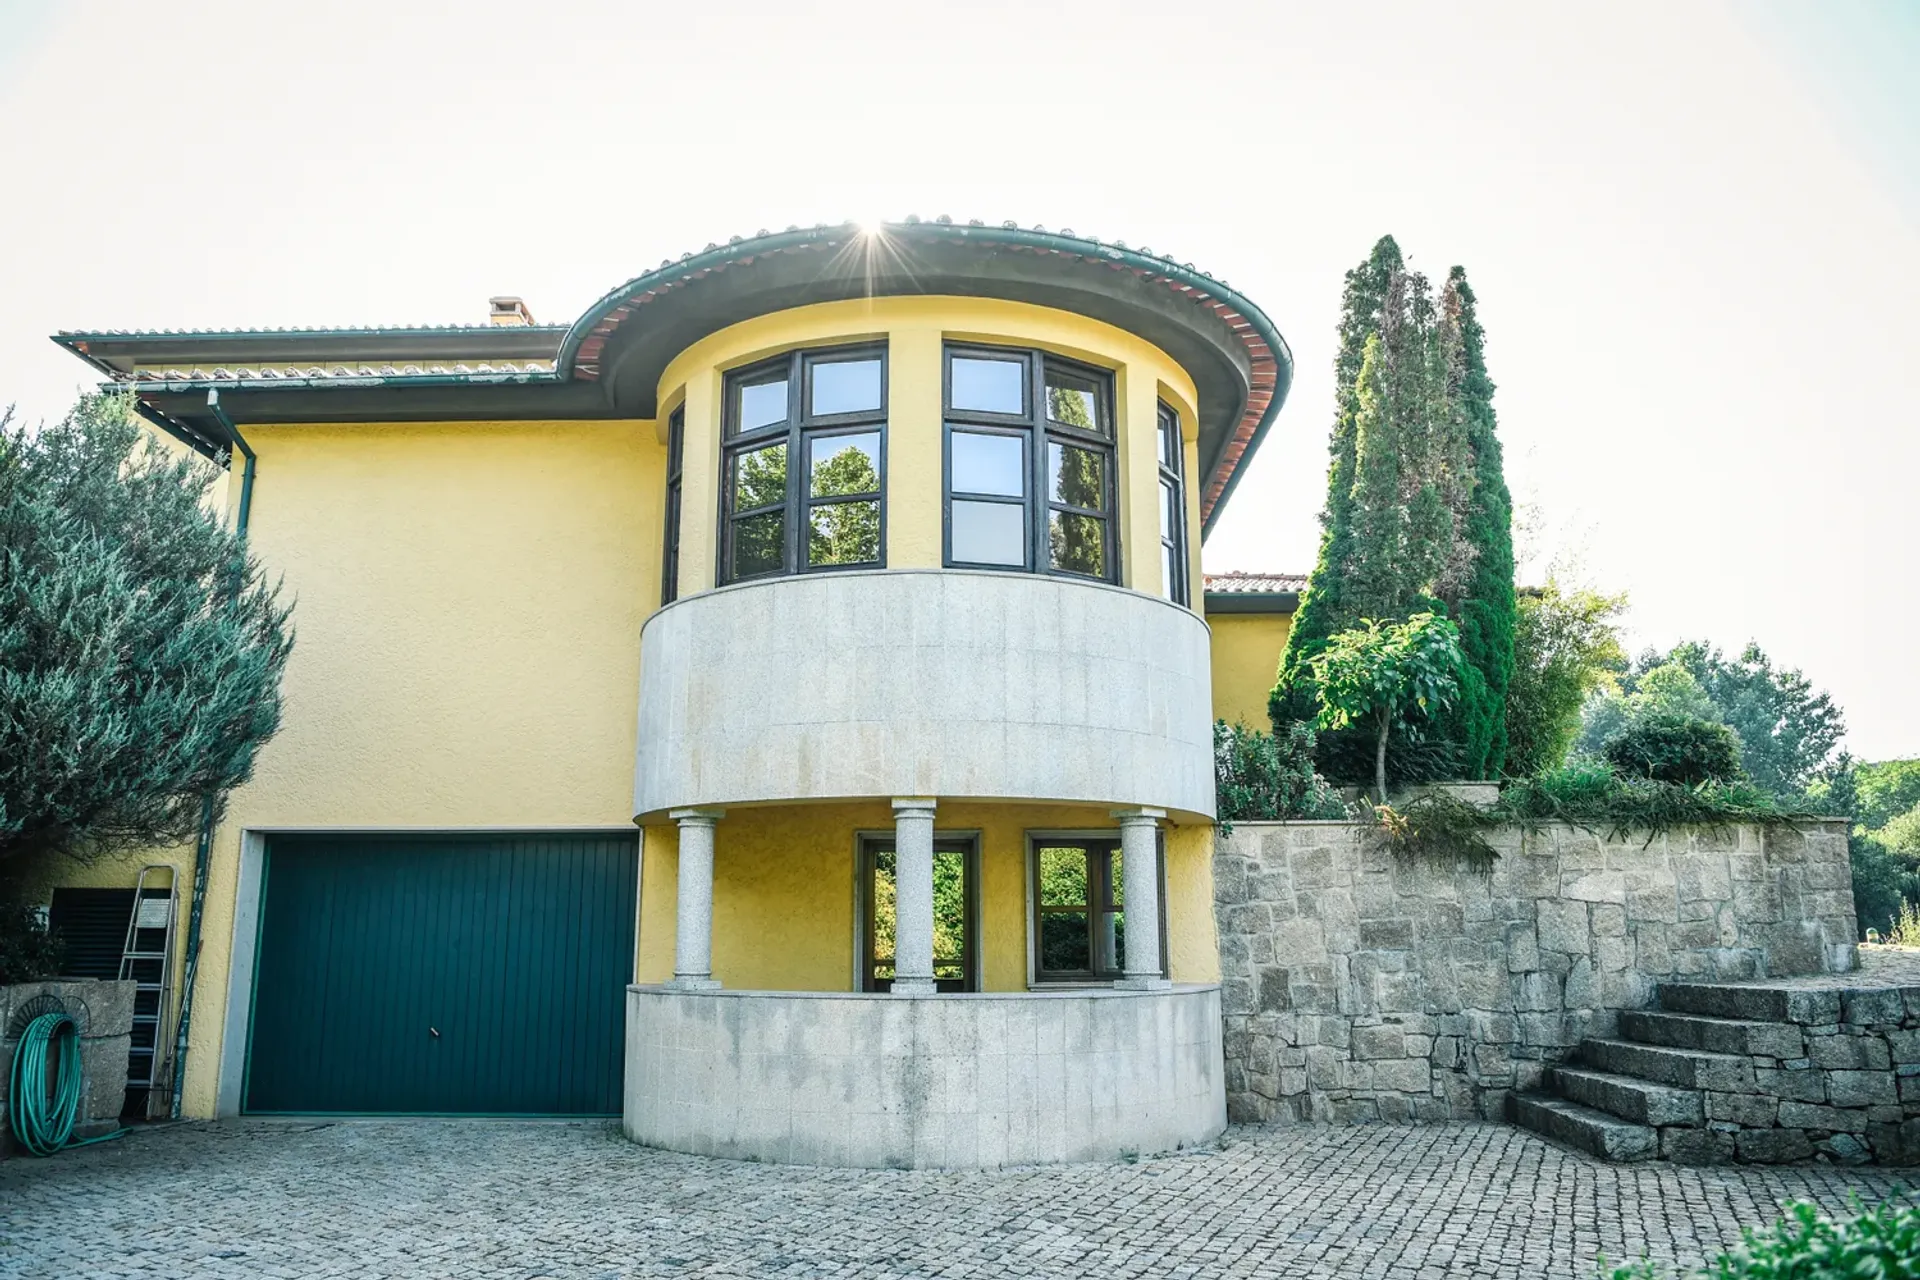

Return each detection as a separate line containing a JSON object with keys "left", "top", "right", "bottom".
{"left": 1658, "top": 982, "right": 1841, "bottom": 1027}
{"left": 1548, "top": 1065, "right": 1703, "bottom": 1128}
{"left": 1619, "top": 1009, "right": 1804, "bottom": 1059}
{"left": 1507, "top": 1092, "right": 1657, "bottom": 1162}
{"left": 1577, "top": 1037, "right": 1758, "bottom": 1093}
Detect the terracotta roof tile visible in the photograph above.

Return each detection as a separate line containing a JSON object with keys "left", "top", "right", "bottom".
{"left": 1203, "top": 571, "right": 1307, "bottom": 594}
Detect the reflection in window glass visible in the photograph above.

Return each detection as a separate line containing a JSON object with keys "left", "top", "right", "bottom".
{"left": 1038, "top": 846, "right": 1088, "bottom": 906}
{"left": 808, "top": 500, "right": 880, "bottom": 566}
{"left": 950, "top": 431, "right": 1024, "bottom": 497}
{"left": 1049, "top": 512, "right": 1107, "bottom": 578}
{"left": 1160, "top": 480, "right": 1175, "bottom": 538}
{"left": 731, "top": 511, "right": 784, "bottom": 578}
{"left": 950, "top": 500, "right": 1025, "bottom": 566}
{"left": 1040, "top": 912, "right": 1091, "bottom": 974}
{"left": 811, "top": 359, "right": 883, "bottom": 417}
{"left": 732, "top": 442, "right": 787, "bottom": 510}
{"left": 810, "top": 433, "right": 880, "bottom": 498}
{"left": 736, "top": 377, "right": 789, "bottom": 433}
{"left": 1045, "top": 369, "right": 1101, "bottom": 431}
{"left": 1048, "top": 442, "right": 1106, "bottom": 510}
{"left": 950, "top": 357, "right": 1025, "bottom": 414}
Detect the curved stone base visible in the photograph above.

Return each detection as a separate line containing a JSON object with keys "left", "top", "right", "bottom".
{"left": 623, "top": 984, "right": 1224, "bottom": 1168}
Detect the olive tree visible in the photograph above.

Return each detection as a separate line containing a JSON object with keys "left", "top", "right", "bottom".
{"left": 0, "top": 392, "right": 292, "bottom": 871}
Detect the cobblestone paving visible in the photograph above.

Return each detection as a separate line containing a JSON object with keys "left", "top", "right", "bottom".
{"left": 1, "top": 1120, "right": 1907, "bottom": 1278}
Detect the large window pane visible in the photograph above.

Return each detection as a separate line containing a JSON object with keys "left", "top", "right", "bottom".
{"left": 1040, "top": 912, "right": 1091, "bottom": 973}
{"left": 732, "top": 441, "right": 788, "bottom": 510}
{"left": 932, "top": 849, "right": 966, "bottom": 969}
{"left": 1157, "top": 416, "right": 1175, "bottom": 466}
{"left": 950, "top": 430, "right": 1024, "bottom": 497}
{"left": 810, "top": 432, "right": 880, "bottom": 498}
{"left": 1160, "top": 479, "right": 1176, "bottom": 538}
{"left": 1045, "top": 366, "right": 1102, "bottom": 432}
{"left": 811, "top": 358, "right": 882, "bottom": 417}
{"left": 1048, "top": 442, "right": 1107, "bottom": 510}
{"left": 1038, "top": 847, "right": 1088, "bottom": 907}
{"left": 1048, "top": 511, "right": 1106, "bottom": 577}
{"left": 1161, "top": 544, "right": 1176, "bottom": 600}
{"left": 808, "top": 499, "right": 880, "bottom": 566}
{"left": 950, "top": 500, "right": 1025, "bottom": 566}
{"left": 950, "top": 356, "right": 1025, "bottom": 415}
{"left": 735, "top": 374, "right": 789, "bottom": 433}
{"left": 731, "top": 511, "right": 784, "bottom": 578}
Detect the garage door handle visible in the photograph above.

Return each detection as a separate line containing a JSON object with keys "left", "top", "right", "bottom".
{"left": 429, "top": 1026, "right": 440, "bottom": 1038}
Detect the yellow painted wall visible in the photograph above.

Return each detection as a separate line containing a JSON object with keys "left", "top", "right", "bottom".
{"left": 654, "top": 296, "right": 1203, "bottom": 603}
{"left": 1208, "top": 611, "right": 1293, "bottom": 730}
{"left": 637, "top": 801, "right": 1220, "bottom": 992}
{"left": 41, "top": 418, "right": 663, "bottom": 1118}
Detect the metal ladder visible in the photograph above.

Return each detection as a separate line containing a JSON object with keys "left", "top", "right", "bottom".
{"left": 118, "top": 865, "right": 179, "bottom": 1120}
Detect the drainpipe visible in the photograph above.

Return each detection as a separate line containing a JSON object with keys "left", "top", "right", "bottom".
{"left": 168, "top": 389, "right": 255, "bottom": 1120}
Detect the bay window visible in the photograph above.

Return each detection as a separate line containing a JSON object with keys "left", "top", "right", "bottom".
{"left": 720, "top": 346, "right": 886, "bottom": 583}
{"left": 943, "top": 344, "right": 1117, "bottom": 582}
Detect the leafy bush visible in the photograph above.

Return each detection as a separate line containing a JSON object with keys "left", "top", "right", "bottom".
{"left": 1602, "top": 1196, "right": 1920, "bottom": 1279}
{"left": 1603, "top": 714, "right": 1744, "bottom": 786}
{"left": 1308, "top": 612, "right": 1465, "bottom": 802}
{"left": 1215, "top": 721, "right": 1346, "bottom": 825}
{"left": 1373, "top": 759, "right": 1818, "bottom": 868}
{"left": 0, "top": 897, "right": 65, "bottom": 985}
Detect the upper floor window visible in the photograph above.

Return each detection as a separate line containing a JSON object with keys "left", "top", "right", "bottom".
{"left": 662, "top": 404, "right": 685, "bottom": 605}
{"left": 1157, "top": 403, "right": 1188, "bottom": 606}
{"left": 942, "top": 345, "right": 1117, "bottom": 582}
{"left": 720, "top": 346, "right": 886, "bottom": 583}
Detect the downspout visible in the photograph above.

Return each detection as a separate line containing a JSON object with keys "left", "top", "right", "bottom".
{"left": 168, "top": 389, "right": 254, "bottom": 1119}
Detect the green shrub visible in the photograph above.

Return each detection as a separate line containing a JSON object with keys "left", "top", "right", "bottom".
{"left": 1602, "top": 1196, "right": 1920, "bottom": 1279}
{"left": 1215, "top": 721, "right": 1346, "bottom": 825}
{"left": 1603, "top": 713, "right": 1744, "bottom": 786}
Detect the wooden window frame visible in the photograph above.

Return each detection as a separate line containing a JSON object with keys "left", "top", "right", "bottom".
{"left": 718, "top": 344, "right": 888, "bottom": 585}
{"left": 661, "top": 404, "right": 685, "bottom": 606}
{"left": 853, "top": 831, "right": 981, "bottom": 993}
{"left": 1156, "top": 402, "right": 1189, "bottom": 607}
{"left": 1024, "top": 831, "right": 1169, "bottom": 985}
{"left": 941, "top": 343, "right": 1119, "bottom": 583}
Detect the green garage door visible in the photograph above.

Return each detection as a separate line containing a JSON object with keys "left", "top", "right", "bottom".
{"left": 245, "top": 832, "right": 637, "bottom": 1115}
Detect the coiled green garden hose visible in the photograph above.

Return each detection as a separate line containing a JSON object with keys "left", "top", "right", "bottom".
{"left": 8, "top": 1010, "right": 124, "bottom": 1157}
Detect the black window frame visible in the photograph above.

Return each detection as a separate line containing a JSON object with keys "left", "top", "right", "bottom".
{"left": 942, "top": 344, "right": 1119, "bottom": 583}
{"left": 1027, "top": 833, "right": 1169, "bottom": 984}
{"left": 1156, "top": 401, "right": 1189, "bottom": 607}
{"left": 718, "top": 344, "right": 888, "bottom": 585}
{"left": 856, "top": 832, "right": 981, "bottom": 993}
{"left": 661, "top": 404, "right": 685, "bottom": 605}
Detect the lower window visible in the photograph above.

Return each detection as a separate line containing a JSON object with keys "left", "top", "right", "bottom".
{"left": 858, "top": 834, "right": 978, "bottom": 992}
{"left": 1029, "top": 836, "right": 1168, "bottom": 983}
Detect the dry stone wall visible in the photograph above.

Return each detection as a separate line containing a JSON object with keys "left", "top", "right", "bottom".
{"left": 1213, "top": 821, "right": 1857, "bottom": 1124}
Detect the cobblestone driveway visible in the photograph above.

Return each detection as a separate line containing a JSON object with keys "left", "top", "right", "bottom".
{"left": 1, "top": 1120, "right": 1906, "bottom": 1278}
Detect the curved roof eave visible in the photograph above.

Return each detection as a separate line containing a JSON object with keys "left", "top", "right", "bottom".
{"left": 560, "top": 219, "right": 1291, "bottom": 536}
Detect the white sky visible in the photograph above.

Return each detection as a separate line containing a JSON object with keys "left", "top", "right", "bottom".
{"left": 2, "top": 0, "right": 1915, "bottom": 760}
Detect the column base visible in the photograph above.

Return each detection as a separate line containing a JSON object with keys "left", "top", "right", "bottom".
{"left": 890, "top": 979, "right": 938, "bottom": 996}
{"left": 665, "top": 976, "right": 722, "bottom": 992}
{"left": 1113, "top": 976, "right": 1172, "bottom": 991}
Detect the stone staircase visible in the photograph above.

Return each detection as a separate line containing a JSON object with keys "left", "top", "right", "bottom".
{"left": 1507, "top": 976, "right": 1918, "bottom": 1165}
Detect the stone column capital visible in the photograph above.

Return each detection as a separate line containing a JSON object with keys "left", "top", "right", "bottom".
{"left": 669, "top": 808, "right": 726, "bottom": 827}
{"left": 1109, "top": 807, "right": 1166, "bottom": 827}
{"left": 891, "top": 797, "right": 938, "bottom": 819}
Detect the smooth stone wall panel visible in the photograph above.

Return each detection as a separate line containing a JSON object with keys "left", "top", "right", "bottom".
{"left": 634, "top": 570, "right": 1214, "bottom": 817}
{"left": 624, "top": 984, "right": 1225, "bottom": 1167}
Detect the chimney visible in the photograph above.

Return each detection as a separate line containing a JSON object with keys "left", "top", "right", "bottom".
{"left": 488, "top": 296, "right": 535, "bottom": 327}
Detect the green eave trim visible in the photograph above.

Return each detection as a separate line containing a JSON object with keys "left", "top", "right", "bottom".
{"left": 1203, "top": 591, "right": 1299, "bottom": 615}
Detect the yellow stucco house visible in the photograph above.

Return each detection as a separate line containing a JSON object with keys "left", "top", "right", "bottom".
{"left": 43, "top": 220, "right": 1302, "bottom": 1167}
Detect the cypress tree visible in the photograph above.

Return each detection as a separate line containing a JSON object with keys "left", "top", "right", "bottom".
{"left": 1432, "top": 268, "right": 1515, "bottom": 778}
{"left": 1269, "top": 236, "right": 1402, "bottom": 728}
